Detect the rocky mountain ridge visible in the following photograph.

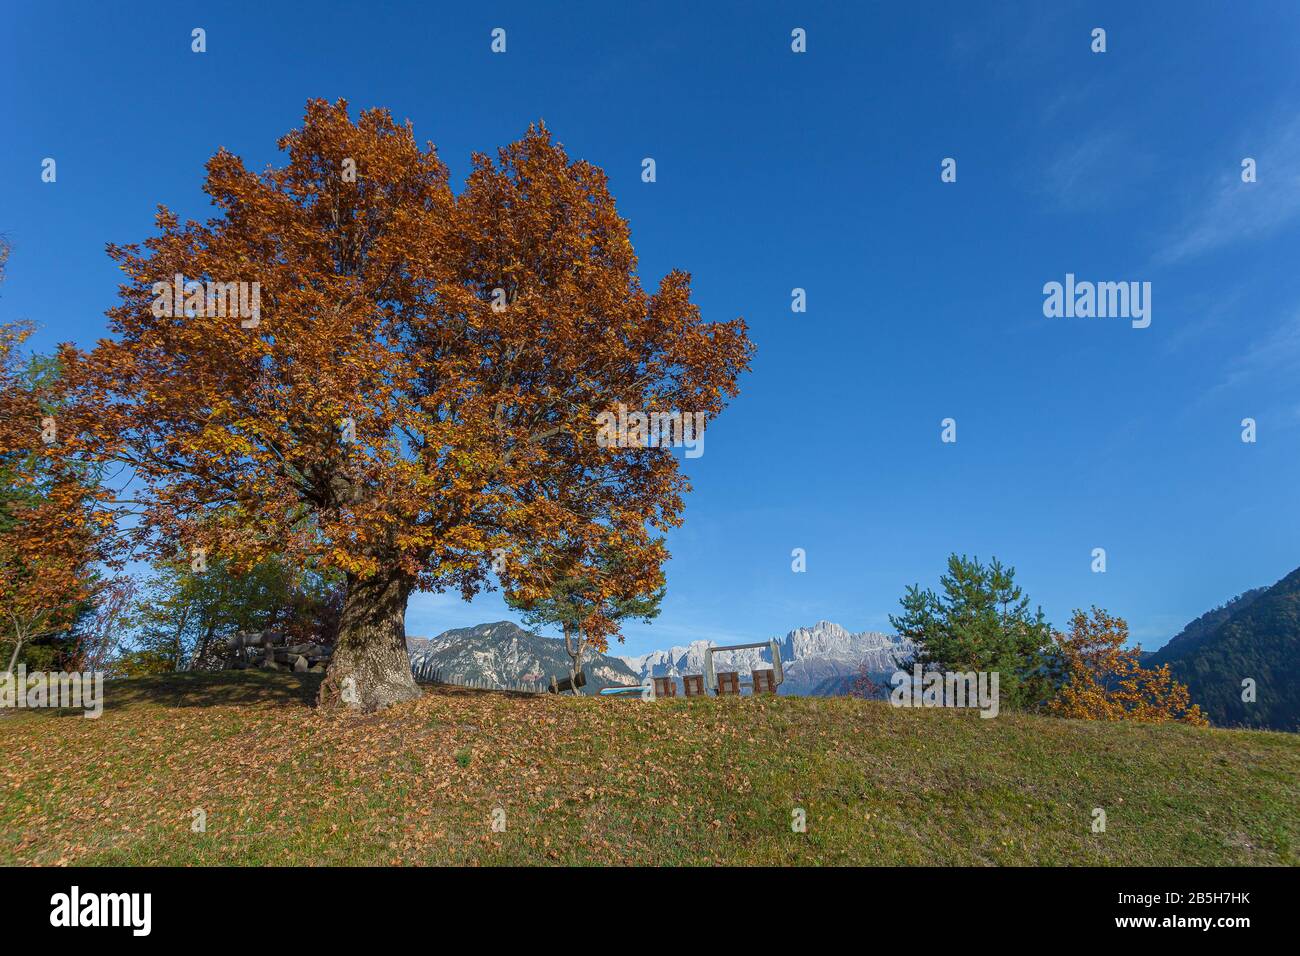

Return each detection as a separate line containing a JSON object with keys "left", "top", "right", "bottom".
{"left": 406, "top": 621, "right": 640, "bottom": 691}
{"left": 619, "top": 620, "right": 913, "bottom": 696}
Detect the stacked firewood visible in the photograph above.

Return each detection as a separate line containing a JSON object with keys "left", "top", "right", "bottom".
{"left": 226, "top": 630, "right": 333, "bottom": 673}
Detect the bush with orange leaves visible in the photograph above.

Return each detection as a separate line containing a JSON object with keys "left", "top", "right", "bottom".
{"left": 1048, "top": 607, "right": 1208, "bottom": 726}
{"left": 0, "top": 321, "right": 118, "bottom": 672}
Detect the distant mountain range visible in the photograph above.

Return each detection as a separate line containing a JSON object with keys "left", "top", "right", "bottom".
{"left": 406, "top": 567, "right": 1298, "bottom": 728}
{"left": 406, "top": 621, "right": 640, "bottom": 691}
{"left": 1151, "top": 566, "right": 1299, "bottom": 732}
{"left": 406, "top": 619, "right": 912, "bottom": 696}
{"left": 620, "top": 621, "right": 911, "bottom": 696}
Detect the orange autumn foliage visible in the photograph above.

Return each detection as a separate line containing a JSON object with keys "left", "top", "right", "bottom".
{"left": 60, "top": 100, "right": 754, "bottom": 708}
{"left": 1048, "top": 607, "right": 1208, "bottom": 726}
{"left": 0, "top": 321, "right": 116, "bottom": 672}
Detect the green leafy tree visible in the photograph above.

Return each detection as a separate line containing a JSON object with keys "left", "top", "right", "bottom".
{"left": 890, "top": 554, "right": 1056, "bottom": 710}
{"left": 124, "top": 554, "right": 343, "bottom": 673}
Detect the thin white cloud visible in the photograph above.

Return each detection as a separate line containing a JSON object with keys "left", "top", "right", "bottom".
{"left": 1219, "top": 310, "right": 1300, "bottom": 391}
{"left": 1035, "top": 129, "right": 1158, "bottom": 212}
{"left": 1157, "top": 119, "right": 1300, "bottom": 264}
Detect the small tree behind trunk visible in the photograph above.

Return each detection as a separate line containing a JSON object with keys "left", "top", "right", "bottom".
{"left": 5, "top": 612, "right": 43, "bottom": 674}
{"left": 4, "top": 632, "right": 25, "bottom": 675}
{"left": 562, "top": 623, "right": 587, "bottom": 696}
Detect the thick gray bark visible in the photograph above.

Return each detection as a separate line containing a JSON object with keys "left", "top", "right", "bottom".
{"left": 318, "top": 572, "right": 421, "bottom": 711}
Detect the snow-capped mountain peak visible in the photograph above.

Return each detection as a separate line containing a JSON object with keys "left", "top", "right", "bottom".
{"left": 620, "top": 622, "right": 913, "bottom": 695}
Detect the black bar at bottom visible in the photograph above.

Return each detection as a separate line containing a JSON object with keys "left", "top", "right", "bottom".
{"left": 3, "top": 866, "right": 1282, "bottom": 942}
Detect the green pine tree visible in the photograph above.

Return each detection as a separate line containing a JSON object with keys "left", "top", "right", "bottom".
{"left": 890, "top": 554, "right": 1057, "bottom": 710}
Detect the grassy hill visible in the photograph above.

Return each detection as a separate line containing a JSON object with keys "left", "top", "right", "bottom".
{"left": 2, "top": 671, "right": 1296, "bottom": 866}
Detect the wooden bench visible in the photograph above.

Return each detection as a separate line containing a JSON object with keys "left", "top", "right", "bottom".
{"left": 716, "top": 671, "right": 741, "bottom": 695}
{"left": 652, "top": 676, "right": 677, "bottom": 698}
{"left": 752, "top": 669, "right": 777, "bottom": 695}
{"left": 682, "top": 674, "right": 706, "bottom": 697}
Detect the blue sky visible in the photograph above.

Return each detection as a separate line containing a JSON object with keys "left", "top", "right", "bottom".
{"left": 3, "top": 1, "right": 1299, "bottom": 657}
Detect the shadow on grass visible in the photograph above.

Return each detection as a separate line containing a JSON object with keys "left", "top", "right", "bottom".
{"left": 73, "top": 671, "right": 550, "bottom": 716}
{"left": 417, "top": 681, "right": 547, "bottom": 701}
{"left": 100, "top": 670, "right": 323, "bottom": 712}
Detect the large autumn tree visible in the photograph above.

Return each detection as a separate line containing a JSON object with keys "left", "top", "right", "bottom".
{"left": 65, "top": 99, "right": 752, "bottom": 709}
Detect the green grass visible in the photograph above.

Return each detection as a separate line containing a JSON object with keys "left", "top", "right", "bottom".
{"left": 1, "top": 670, "right": 1296, "bottom": 865}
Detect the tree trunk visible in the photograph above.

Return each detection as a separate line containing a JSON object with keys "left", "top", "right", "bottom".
{"left": 191, "top": 620, "right": 216, "bottom": 673}
{"left": 318, "top": 571, "right": 421, "bottom": 711}
{"left": 562, "top": 624, "right": 586, "bottom": 696}
{"left": 4, "top": 637, "right": 23, "bottom": 676}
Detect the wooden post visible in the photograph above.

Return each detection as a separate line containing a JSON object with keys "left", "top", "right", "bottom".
{"left": 682, "top": 675, "right": 705, "bottom": 697}
{"left": 752, "top": 669, "right": 777, "bottom": 695}
{"left": 716, "top": 672, "right": 741, "bottom": 695}
{"left": 652, "top": 676, "right": 677, "bottom": 698}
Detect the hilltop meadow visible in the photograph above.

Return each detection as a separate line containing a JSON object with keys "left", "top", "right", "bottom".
{"left": 2, "top": 671, "right": 1295, "bottom": 866}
